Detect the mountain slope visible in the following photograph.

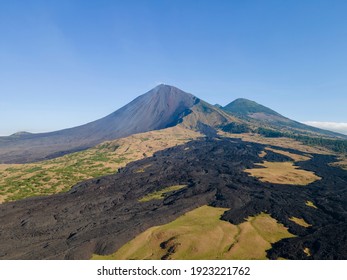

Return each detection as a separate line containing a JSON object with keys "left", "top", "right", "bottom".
{"left": 223, "top": 98, "right": 346, "bottom": 138}
{"left": 1, "top": 86, "right": 345, "bottom": 165}
{"left": 0, "top": 85, "right": 198, "bottom": 163}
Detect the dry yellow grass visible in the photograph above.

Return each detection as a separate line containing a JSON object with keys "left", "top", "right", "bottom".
{"left": 244, "top": 161, "right": 321, "bottom": 185}
{"left": 304, "top": 247, "right": 311, "bottom": 257}
{"left": 110, "top": 126, "right": 201, "bottom": 163}
{"left": 331, "top": 156, "right": 347, "bottom": 171}
{"left": 289, "top": 217, "right": 312, "bottom": 228}
{"left": 305, "top": 200, "right": 318, "bottom": 209}
{"left": 264, "top": 148, "right": 311, "bottom": 162}
{"left": 92, "top": 206, "right": 294, "bottom": 260}
{"left": 259, "top": 150, "right": 267, "bottom": 158}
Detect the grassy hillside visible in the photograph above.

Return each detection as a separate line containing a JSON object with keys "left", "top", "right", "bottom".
{"left": 92, "top": 205, "right": 294, "bottom": 260}
{"left": 0, "top": 127, "right": 200, "bottom": 203}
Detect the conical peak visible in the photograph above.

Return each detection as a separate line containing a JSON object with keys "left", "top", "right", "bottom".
{"left": 143, "top": 84, "right": 197, "bottom": 104}
{"left": 152, "top": 84, "right": 183, "bottom": 94}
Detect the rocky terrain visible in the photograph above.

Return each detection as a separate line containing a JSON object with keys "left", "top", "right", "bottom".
{"left": 0, "top": 137, "right": 346, "bottom": 259}
{"left": 1, "top": 85, "right": 346, "bottom": 260}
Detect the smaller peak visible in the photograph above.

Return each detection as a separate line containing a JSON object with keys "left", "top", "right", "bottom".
{"left": 223, "top": 98, "right": 281, "bottom": 117}
{"left": 232, "top": 98, "right": 256, "bottom": 103}
{"left": 225, "top": 98, "right": 261, "bottom": 108}
{"left": 10, "top": 131, "right": 32, "bottom": 137}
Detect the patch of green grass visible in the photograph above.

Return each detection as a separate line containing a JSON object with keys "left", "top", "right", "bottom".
{"left": 5, "top": 167, "right": 20, "bottom": 172}
{"left": 24, "top": 166, "right": 42, "bottom": 173}
{"left": 0, "top": 147, "right": 123, "bottom": 202}
{"left": 138, "top": 185, "right": 187, "bottom": 202}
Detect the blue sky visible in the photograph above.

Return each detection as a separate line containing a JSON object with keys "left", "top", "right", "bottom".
{"left": 1, "top": 0, "right": 346, "bottom": 135}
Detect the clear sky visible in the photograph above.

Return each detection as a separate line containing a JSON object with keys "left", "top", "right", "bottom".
{"left": 1, "top": 0, "right": 346, "bottom": 136}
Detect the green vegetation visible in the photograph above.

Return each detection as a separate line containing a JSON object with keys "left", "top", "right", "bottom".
{"left": 0, "top": 126, "right": 200, "bottom": 203}
{"left": 138, "top": 185, "right": 186, "bottom": 202}
{"left": 257, "top": 128, "right": 347, "bottom": 154}
{"left": 0, "top": 147, "right": 125, "bottom": 202}
{"left": 220, "top": 123, "right": 251, "bottom": 134}
{"left": 257, "top": 127, "right": 284, "bottom": 138}
{"left": 92, "top": 206, "right": 294, "bottom": 260}
{"left": 291, "top": 135, "right": 347, "bottom": 154}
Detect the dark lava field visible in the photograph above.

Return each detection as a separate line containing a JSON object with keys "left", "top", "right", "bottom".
{"left": 0, "top": 138, "right": 346, "bottom": 259}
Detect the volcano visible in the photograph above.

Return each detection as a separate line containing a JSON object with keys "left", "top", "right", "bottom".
{"left": 0, "top": 85, "right": 198, "bottom": 163}
{"left": 1, "top": 85, "right": 344, "bottom": 164}
{"left": 0, "top": 84, "right": 347, "bottom": 260}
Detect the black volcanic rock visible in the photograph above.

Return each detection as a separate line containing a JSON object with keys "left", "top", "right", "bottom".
{"left": 0, "top": 85, "right": 198, "bottom": 163}
{"left": 0, "top": 138, "right": 346, "bottom": 259}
